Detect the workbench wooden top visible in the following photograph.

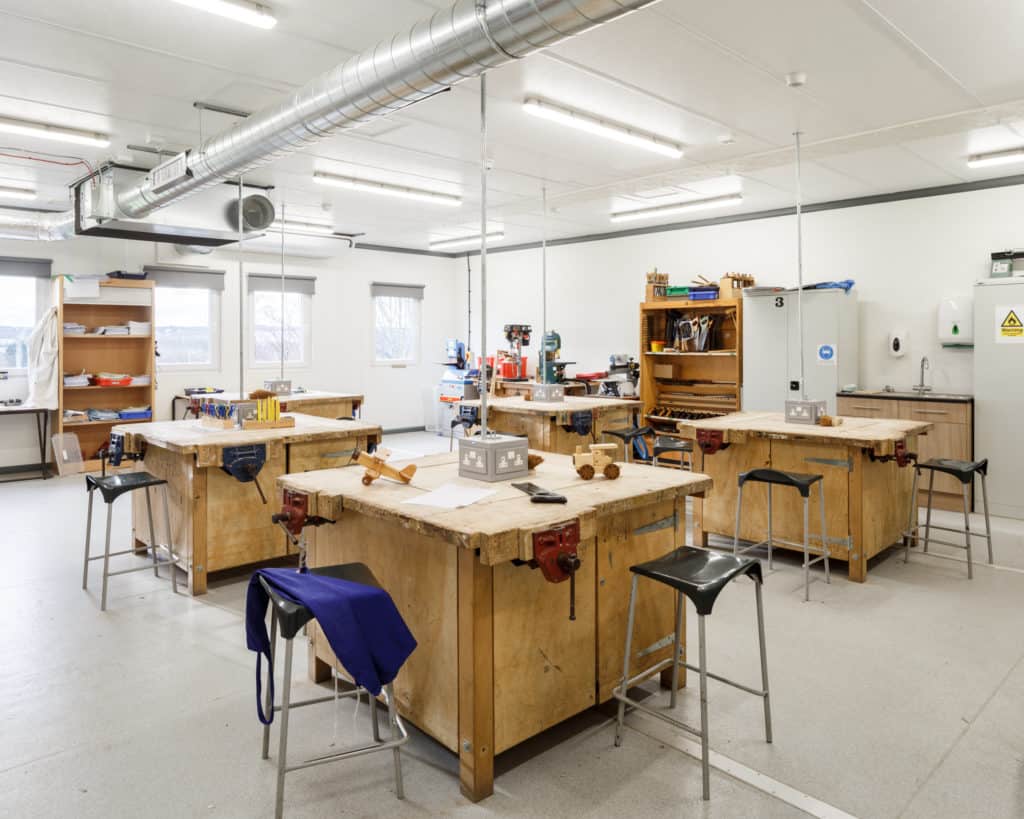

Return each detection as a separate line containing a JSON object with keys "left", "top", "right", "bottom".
{"left": 279, "top": 451, "right": 711, "bottom": 565}
{"left": 196, "top": 389, "right": 363, "bottom": 405}
{"left": 677, "top": 410, "right": 931, "bottom": 450}
{"left": 114, "top": 412, "right": 381, "bottom": 455}
{"left": 458, "top": 394, "right": 638, "bottom": 416}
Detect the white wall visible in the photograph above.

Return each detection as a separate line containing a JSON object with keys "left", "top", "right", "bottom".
{"left": 467, "top": 183, "right": 1024, "bottom": 394}
{"left": 0, "top": 237, "right": 455, "bottom": 469}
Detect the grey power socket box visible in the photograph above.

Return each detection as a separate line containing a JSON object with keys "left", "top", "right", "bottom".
{"left": 784, "top": 399, "right": 828, "bottom": 425}
{"left": 458, "top": 434, "right": 530, "bottom": 482}
{"left": 531, "top": 383, "right": 565, "bottom": 402}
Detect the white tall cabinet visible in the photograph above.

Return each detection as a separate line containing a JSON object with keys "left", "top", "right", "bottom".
{"left": 742, "top": 288, "right": 859, "bottom": 414}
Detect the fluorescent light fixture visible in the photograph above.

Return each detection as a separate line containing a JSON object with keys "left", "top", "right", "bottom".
{"left": 270, "top": 219, "right": 334, "bottom": 236}
{"left": 313, "top": 171, "right": 461, "bottom": 207}
{"left": 429, "top": 231, "right": 504, "bottom": 251}
{"left": 967, "top": 146, "right": 1024, "bottom": 168}
{"left": 610, "top": 192, "right": 743, "bottom": 223}
{"left": 0, "top": 184, "right": 36, "bottom": 201}
{"left": 523, "top": 97, "right": 683, "bottom": 159}
{"left": 170, "top": 0, "right": 276, "bottom": 28}
{"left": 0, "top": 116, "right": 109, "bottom": 148}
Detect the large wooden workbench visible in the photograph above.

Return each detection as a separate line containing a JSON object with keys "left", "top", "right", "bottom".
{"left": 195, "top": 390, "right": 363, "bottom": 419}
{"left": 277, "top": 453, "right": 711, "bottom": 801}
{"left": 458, "top": 395, "right": 639, "bottom": 457}
{"left": 117, "top": 413, "right": 381, "bottom": 594}
{"left": 677, "top": 411, "right": 930, "bottom": 581}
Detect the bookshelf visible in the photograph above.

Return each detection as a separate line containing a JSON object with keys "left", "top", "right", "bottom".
{"left": 56, "top": 279, "right": 156, "bottom": 471}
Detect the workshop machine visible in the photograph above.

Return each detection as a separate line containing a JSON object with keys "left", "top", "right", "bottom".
{"left": 437, "top": 339, "right": 479, "bottom": 437}
{"left": 501, "top": 324, "right": 531, "bottom": 380}
{"left": 599, "top": 354, "right": 640, "bottom": 397}
{"left": 538, "top": 330, "right": 574, "bottom": 384}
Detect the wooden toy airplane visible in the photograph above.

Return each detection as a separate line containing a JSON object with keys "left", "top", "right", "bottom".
{"left": 356, "top": 448, "right": 417, "bottom": 486}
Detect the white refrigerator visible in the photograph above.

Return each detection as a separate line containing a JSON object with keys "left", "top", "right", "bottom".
{"left": 973, "top": 279, "right": 1024, "bottom": 519}
{"left": 743, "top": 288, "right": 859, "bottom": 414}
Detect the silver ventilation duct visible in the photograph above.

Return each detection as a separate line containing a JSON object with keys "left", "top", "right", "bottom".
{"left": 0, "top": 208, "right": 74, "bottom": 241}
{"left": 117, "top": 0, "right": 660, "bottom": 217}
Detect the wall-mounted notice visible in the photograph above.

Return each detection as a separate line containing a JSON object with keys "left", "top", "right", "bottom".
{"left": 996, "top": 306, "right": 1024, "bottom": 344}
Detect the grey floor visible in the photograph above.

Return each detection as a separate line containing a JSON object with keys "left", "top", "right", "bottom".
{"left": 2, "top": 430, "right": 1023, "bottom": 818}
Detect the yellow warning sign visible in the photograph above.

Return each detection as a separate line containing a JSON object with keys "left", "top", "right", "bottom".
{"left": 1001, "top": 310, "right": 1023, "bottom": 337}
{"left": 997, "top": 305, "right": 1024, "bottom": 343}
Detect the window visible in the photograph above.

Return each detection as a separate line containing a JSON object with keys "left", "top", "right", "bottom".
{"left": 155, "top": 287, "right": 219, "bottom": 368}
{"left": 372, "top": 283, "right": 424, "bottom": 365}
{"left": 0, "top": 275, "right": 37, "bottom": 370}
{"left": 251, "top": 290, "right": 309, "bottom": 366}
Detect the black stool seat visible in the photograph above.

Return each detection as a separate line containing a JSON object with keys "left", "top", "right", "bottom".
{"left": 258, "top": 563, "right": 380, "bottom": 640}
{"left": 86, "top": 471, "right": 167, "bottom": 503}
{"left": 916, "top": 458, "right": 988, "bottom": 483}
{"left": 631, "top": 546, "right": 762, "bottom": 616}
{"left": 653, "top": 436, "right": 693, "bottom": 457}
{"left": 604, "top": 425, "right": 653, "bottom": 442}
{"left": 739, "top": 468, "right": 823, "bottom": 498}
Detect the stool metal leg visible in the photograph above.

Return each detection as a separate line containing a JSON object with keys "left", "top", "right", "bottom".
{"left": 697, "top": 614, "right": 710, "bottom": 801}
{"left": 100, "top": 502, "right": 114, "bottom": 612}
{"left": 275, "top": 637, "right": 295, "bottom": 819}
{"left": 802, "top": 496, "right": 810, "bottom": 603}
{"left": 614, "top": 574, "right": 639, "bottom": 747}
{"left": 981, "top": 474, "right": 994, "bottom": 565}
{"left": 819, "top": 482, "right": 830, "bottom": 584}
{"left": 732, "top": 483, "right": 744, "bottom": 556}
{"left": 370, "top": 690, "right": 381, "bottom": 742}
{"left": 766, "top": 485, "right": 773, "bottom": 570}
{"left": 905, "top": 467, "right": 920, "bottom": 563}
{"left": 754, "top": 580, "right": 772, "bottom": 743}
{"left": 669, "top": 591, "right": 683, "bottom": 710}
{"left": 145, "top": 487, "right": 159, "bottom": 578}
{"left": 261, "top": 607, "right": 278, "bottom": 760}
{"left": 82, "top": 489, "right": 95, "bottom": 590}
{"left": 387, "top": 683, "right": 404, "bottom": 799}
{"left": 161, "top": 485, "right": 178, "bottom": 595}
{"left": 962, "top": 483, "right": 973, "bottom": 580}
{"left": 923, "top": 471, "right": 935, "bottom": 553}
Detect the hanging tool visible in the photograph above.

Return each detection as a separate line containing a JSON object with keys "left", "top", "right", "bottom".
{"left": 512, "top": 482, "right": 567, "bottom": 504}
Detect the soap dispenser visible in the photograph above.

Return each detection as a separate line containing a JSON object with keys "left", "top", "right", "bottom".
{"left": 938, "top": 298, "right": 973, "bottom": 346}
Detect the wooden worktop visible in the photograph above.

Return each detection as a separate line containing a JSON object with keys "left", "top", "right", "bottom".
{"left": 458, "top": 394, "right": 638, "bottom": 415}
{"left": 114, "top": 413, "right": 381, "bottom": 457}
{"left": 677, "top": 410, "right": 931, "bottom": 453}
{"left": 279, "top": 451, "right": 711, "bottom": 566}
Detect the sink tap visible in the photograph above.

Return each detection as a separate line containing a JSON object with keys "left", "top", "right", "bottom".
{"left": 914, "top": 357, "right": 931, "bottom": 393}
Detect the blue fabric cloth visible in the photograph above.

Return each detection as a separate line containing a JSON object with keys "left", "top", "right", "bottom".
{"left": 246, "top": 568, "right": 417, "bottom": 725}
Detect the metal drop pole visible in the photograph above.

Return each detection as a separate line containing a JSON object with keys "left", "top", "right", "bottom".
{"left": 794, "top": 131, "right": 806, "bottom": 400}
{"left": 238, "top": 177, "right": 245, "bottom": 397}
{"left": 541, "top": 185, "right": 547, "bottom": 384}
{"left": 479, "top": 73, "right": 489, "bottom": 437}
{"left": 280, "top": 199, "right": 286, "bottom": 381}
{"left": 466, "top": 255, "right": 472, "bottom": 358}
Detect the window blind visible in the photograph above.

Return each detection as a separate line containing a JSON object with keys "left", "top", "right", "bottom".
{"left": 247, "top": 273, "right": 316, "bottom": 296}
{"left": 144, "top": 264, "right": 226, "bottom": 291}
{"left": 371, "top": 282, "right": 424, "bottom": 300}
{"left": 0, "top": 256, "right": 52, "bottom": 278}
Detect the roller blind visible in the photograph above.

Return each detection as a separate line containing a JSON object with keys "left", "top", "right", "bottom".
{"left": 371, "top": 282, "right": 424, "bottom": 300}
{"left": 247, "top": 273, "right": 316, "bottom": 296}
{"left": 0, "top": 256, "right": 52, "bottom": 278}
{"left": 144, "top": 264, "right": 225, "bottom": 291}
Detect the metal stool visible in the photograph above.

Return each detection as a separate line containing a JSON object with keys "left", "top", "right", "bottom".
{"left": 734, "top": 468, "right": 829, "bottom": 602}
{"left": 613, "top": 546, "right": 771, "bottom": 801}
{"left": 652, "top": 435, "right": 692, "bottom": 470}
{"left": 260, "top": 563, "right": 407, "bottom": 819}
{"left": 82, "top": 472, "right": 178, "bottom": 611}
{"left": 904, "top": 458, "right": 992, "bottom": 579}
{"left": 603, "top": 425, "right": 653, "bottom": 463}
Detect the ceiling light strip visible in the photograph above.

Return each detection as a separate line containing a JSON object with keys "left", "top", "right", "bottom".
{"left": 270, "top": 219, "right": 334, "bottom": 235}
{"left": 169, "top": 0, "right": 277, "bottom": 29}
{"left": 0, "top": 185, "right": 37, "bottom": 201}
{"left": 610, "top": 193, "right": 743, "bottom": 223}
{"left": 523, "top": 97, "right": 683, "bottom": 159}
{"left": 429, "top": 231, "right": 504, "bottom": 251}
{"left": 314, "top": 171, "right": 461, "bottom": 207}
{"left": 967, "top": 146, "right": 1024, "bottom": 169}
{"left": 0, "top": 116, "right": 109, "bottom": 148}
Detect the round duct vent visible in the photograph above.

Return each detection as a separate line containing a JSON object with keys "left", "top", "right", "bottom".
{"left": 226, "top": 194, "right": 276, "bottom": 232}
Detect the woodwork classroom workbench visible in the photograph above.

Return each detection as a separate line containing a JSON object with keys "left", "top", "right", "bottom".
{"left": 458, "top": 394, "right": 639, "bottom": 458}
{"left": 677, "top": 411, "right": 931, "bottom": 582}
{"left": 277, "top": 452, "right": 711, "bottom": 802}
{"left": 494, "top": 379, "right": 587, "bottom": 398}
{"left": 116, "top": 413, "right": 382, "bottom": 594}
{"left": 172, "top": 390, "right": 363, "bottom": 420}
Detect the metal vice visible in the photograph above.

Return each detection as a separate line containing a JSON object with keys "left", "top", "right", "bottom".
{"left": 271, "top": 489, "right": 334, "bottom": 570}
{"left": 515, "top": 520, "right": 582, "bottom": 621}
{"left": 221, "top": 444, "right": 268, "bottom": 503}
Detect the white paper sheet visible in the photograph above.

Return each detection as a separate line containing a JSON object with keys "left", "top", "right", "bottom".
{"left": 401, "top": 482, "right": 497, "bottom": 509}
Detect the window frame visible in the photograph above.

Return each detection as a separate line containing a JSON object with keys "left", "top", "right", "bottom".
{"left": 0, "top": 274, "right": 45, "bottom": 375}
{"left": 247, "top": 288, "right": 313, "bottom": 370}
{"left": 154, "top": 286, "right": 222, "bottom": 372}
{"left": 371, "top": 287, "right": 423, "bottom": 367}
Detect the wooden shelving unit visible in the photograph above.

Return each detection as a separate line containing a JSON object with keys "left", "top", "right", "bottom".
{"left": 639, "top": 290, "right": 744, "bottom": 435}
{"left": 57, "top": 279, "right": 156, "bottom": 472}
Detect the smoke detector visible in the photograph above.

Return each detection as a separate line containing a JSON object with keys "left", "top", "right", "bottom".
{"left": 785, "top": 71, "right": 807, "bottom": 88}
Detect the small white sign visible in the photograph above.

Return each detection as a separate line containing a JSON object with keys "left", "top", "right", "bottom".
{"left": 816, "top": 343, "right": 837, "bottom": 365}
{"left": 996, "top": 305, "right": 1024, "bottom": 344}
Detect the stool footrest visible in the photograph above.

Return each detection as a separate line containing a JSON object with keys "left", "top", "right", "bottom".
{"left": 613, "top": 687, "right": 703, "bottom": 740}
{"left": 288, "top": 730, "right": 409, "bottom": 775}
{"left": 106, "top": 559, "right": 177, "bottom": 578}
{"left": 908, "top": 523, "right": 985, "bottom": 537}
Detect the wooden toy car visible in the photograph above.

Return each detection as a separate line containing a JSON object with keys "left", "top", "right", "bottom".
{"left": 356, "top": 449, "right": 417, "bottom": 486}
{"left": 573, "top": 443, "right": 620, "bottom": 480}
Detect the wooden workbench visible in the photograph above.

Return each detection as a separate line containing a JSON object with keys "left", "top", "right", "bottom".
{"left": 117, "top": 413, "right": 381, "bottom": 594}
{"left": 458, "top": 395, "right": 639, "bottom": 457}
{"left": 677, "top": 411, "right": 931, "bottom": 581}
{"left": 277, "top": 453, "right": 711, "bottom": 801}
{"left": 494, "top": 380, "right": 587, "bottom": 398}
{"left": 175, "top": 390, "right": 363, "bottom": 420}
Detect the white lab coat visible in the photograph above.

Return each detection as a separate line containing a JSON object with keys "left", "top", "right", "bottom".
{"left": 24, "top": 305, "right": 59, "bottom": 409}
